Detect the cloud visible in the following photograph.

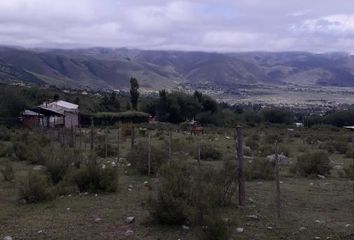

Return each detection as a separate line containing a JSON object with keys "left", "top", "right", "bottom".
{"left": 0, "top": 0, "right": 353, "bottom": 52}
{"left": 293, "top": 14, "right": 354, "bottom": 35}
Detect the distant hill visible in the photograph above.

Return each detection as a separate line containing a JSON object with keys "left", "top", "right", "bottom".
{"left": 0, "top": 46, "right": 354, "bottom": 90}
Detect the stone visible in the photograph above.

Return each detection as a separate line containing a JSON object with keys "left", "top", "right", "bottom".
{"left": 309, "top": 182, "right": 314, "bottom": 186}
{"left": 38, "top": 230, "right": 43, "bottom": 234}
{"left": 143, "top": 181, "right": 149, "bottom": 185}
{"left": 126, "top": 216, "right": 135, "bottom": 224}
{"left": 66, "top": 207, "right": 70, "bottom": 211}
{"left": 299, "top": 227, "right": 306, "bottom": 231}
{"left": 345, "top": 224, "right": 351, "bottom": 228}
{"left": 236, "top": 227, "right": 244, "bottom": 233}
{"left": 125, "top": 230, "right": 134, "bottom": 236}
{"left": 95, "top": 194, "right": 98, "bottom": 197}
{"left": 128, "top": 185, "right": 133, "bottom": 189}
{"left": 314, "top": 237, "right": 321, "bottom": 240}
{"left": 4, "top": 236, "right": 13, "bottom": 240}
{"left": 126, "top": 163, "right": 132, "bottom": 167}
{"left": 247, "top": 215, "right": 259, "bottom": 221}
{"left": 128, "top": 188, "right": 132, "bottom": 192}
{"left": 315, "top": 220, "right": 323, "bottom": 224}
{"left": 33, "top": 165, "right": 45, "bottom": 171}
{"left": 182, "top": 225, "right": 190, "bottom": 231}
{"left": 248, "top": 197, "right": 255, "bottom": 203}
{"left": 95, "top": 217, "right": 102, "bottom": 222}
{"left": 267, "top": 226, "right": 273, "bottom": 230}
{"left": 317, "top": 174, "right": 326, "bottom": 179}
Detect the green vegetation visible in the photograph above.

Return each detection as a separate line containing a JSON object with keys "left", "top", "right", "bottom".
{"left": 1, "top": 83, "right": 354, "bottom": 239}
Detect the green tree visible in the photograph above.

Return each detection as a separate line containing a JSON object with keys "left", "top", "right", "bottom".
{"left": 130, "top": 77, "right": 139, "bottom": 111}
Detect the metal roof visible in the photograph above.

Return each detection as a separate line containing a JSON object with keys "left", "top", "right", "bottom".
{"left": 22, "top": 109, "right": 43, "bottom": 116}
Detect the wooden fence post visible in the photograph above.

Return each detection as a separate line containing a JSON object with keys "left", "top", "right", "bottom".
{"left": 117, "top": 126, "right": 120, "bottom": 162}
{"left": 131, "top": 124, "right": 135, "bottom": 149}
{"left": 105, "top": 127, "right": 108, "bottom": 159}
{"left": 197, "top": 135, "right": 201, "bottom": 166}
{"left": 351, "top": 137, "right": 354, "bottom": 235}
{"left": 148, "top": 131, "right": 151, "bottom": 176}
{"left": 168, "top": 128, "right": 172, "bottom": 163}
{"left": 236, "top": 125, "right": 245, "bottom": 206}
{"left": 90, "top": 117, "right": 94, "bottom": 151}
{"left": 274, "top": 140, "right": 281, "bottom": 224}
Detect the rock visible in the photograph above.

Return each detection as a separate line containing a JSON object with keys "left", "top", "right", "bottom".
{"left": 299, "top": 227, "right": 306, "bottom": 231}
{"left": 83, "top": 192, "right": 88, "bottom": 195}
{"left": 101, "top": 164, "right": 106, "bottom": 169}
{"left": 38, "top": 230, "right": 43, "bottom": 234}
{"left": 334, "top": 165, "right": 343, "bottom": 170}
{"left": 126, "top": 163, "right": 132, "bottom": 167}
{"left": 236, "top": 227, "right": 244, "bottom": 233}
{"left": 257, "top": 181, "right": 263, "bottom": 185}
{"left": 317, "top": 174, "right": 326, "bottom": 179}
{"left": 315, "top": 220, "right": 322, "bottom": 224}
{"left": 247, "top": 215, "right": 259, "bottom": 221}
{"left": 345, "top": 224, "right": 351, "bottom": 228}
{"left": 33, "top": 165, "right": 45, "bottom": 171}
{"left": 182, "top": 225, "right": 190, "bottom": 231}
{"left": 126, "top": 216, "right": 135, "bottom": 224}
{"left": 225, "top": 136, "right": 231, "bottom": 140}
{"left": 66, "top": 207, "right": 70, "bottom": 211}
{"left": 309, "top": 182, "right": 314, "bottom": 186}
{"left": 314, "top": 237, "right": 321, "bottom": 240}
{"left": 95, "top": 217, "right": 102, "bottom": 222}
{"left": 143, "top": 181, "right": 149, "bottom": 185}
{"left": 280, "top": 181, "right": 284, "bottom": 184}
{"left": 125, "top": 230, "right": 134, "bottom": 236}
{"left": 128, "top": 188, "right": 132, "bottom": 192}
{"left": 68, "top": 194, "right": 72, "bottom": 197}
{"left": 267, "top": 226, "right": 273, "bottom": 230}
{"left": 248, "top": 197, "right": 255, "bottom": 203}
{"left": 4, "top": 236, "right": 13, "bottom": 240}
{"left": 95, "top": 194, "right": 98, "bottom": 197}
{"left": 128, "top": 185, "right": 133, "bottom": 189}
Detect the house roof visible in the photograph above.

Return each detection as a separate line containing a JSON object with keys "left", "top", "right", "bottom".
{"left": 22, "top": 109, "right": 43, "bottom": 116}
{"left": 47, "top": 100, "right": 78, "bottom": 110}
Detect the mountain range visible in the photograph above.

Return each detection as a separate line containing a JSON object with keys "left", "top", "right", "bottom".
{"left": 0, "top": 46, "right": 354, "bottom": 90}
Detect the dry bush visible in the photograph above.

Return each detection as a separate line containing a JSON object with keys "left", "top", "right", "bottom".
{"left": 19, "top": 171, "right": 54, "bottom": 203}
{"left": 127, "top": 141, "right": 168, "bottom": 175}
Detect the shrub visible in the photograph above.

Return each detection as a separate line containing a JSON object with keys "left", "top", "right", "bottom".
{"left": 148, "top": 161, "right": 237, "bottom": 229}
{"left": 127, "top": 142, "right": 168, "bottom": 175}
{"left": 246, "top": 158, "right": 274, "bottom": 180}
{"left": 95, "top": 143, "right": 116, "bottom": 158}
{"left": 343, "top": 164, "right": 353, "bottom": 179}
{"left": 294, "top": 151, "right": 331, "bottom": 177}
{"left": 0, "top": 162, "right": 15, "bottom": 182}
{"left": 0, "top": 142, "right": 13, "bottom": 158}
{"left": 19, "top": 171, "right": 54, "bottom": 203}
{"left": 148, "top": 161, "right": 192, "bottom": 225}
{"left": 13, "top": 141, "right": 27, "bottom": 161}
{"left": 197, "top": 214, "right": 230, "bottom": 240}
{"left": 197, "top": 143, "right": 222, "bottom": 161}
{"left": 72, "top": 162, "right": 118, "bottom": 193}
{"left": 45, "top": 149, "right": 71, "bottom": 185}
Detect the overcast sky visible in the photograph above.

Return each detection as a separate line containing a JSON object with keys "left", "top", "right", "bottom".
{"left": 1, "top": 0, "right": 354, "bottom": 53}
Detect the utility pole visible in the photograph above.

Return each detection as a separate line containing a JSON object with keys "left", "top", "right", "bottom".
{"left": 236, "top": 125, "right": 245, "bottom": 206}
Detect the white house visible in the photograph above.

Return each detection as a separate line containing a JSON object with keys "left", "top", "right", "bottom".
{"left": 39, "top": 100, "right": 79, "bottom": 128}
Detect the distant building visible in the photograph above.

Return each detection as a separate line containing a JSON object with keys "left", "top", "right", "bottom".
{"left": 21, "top": 100, "right": 79, "bottom": 128}
{"left": 21, "top": 110, "right": 43, "bottom": 128}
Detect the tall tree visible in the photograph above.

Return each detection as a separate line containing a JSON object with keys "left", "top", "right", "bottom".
{"left": 130, "top": 77, "right": 139, "bottom": 111}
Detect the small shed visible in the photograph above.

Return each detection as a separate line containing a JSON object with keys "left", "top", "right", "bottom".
{"left": 21, "top": 110, "right": 43, "bottom": 128}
